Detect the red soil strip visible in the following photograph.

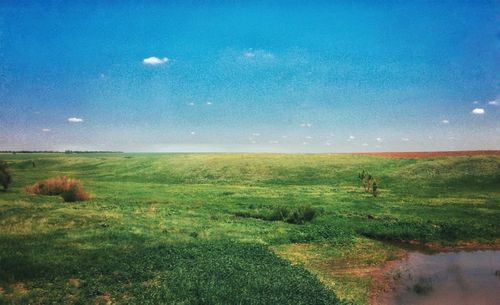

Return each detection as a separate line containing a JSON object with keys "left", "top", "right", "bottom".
{"left": 355, "top": 150, "right": 500, "bottom": 159}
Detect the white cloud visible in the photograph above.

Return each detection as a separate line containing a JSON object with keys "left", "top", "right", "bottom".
{"left": 143, "top": 56, "right": 169, "bottom": 65}
{"left": 282, "top": 135, "right": 288, "bottom": 139}
{"left": 441, "top": 119, "right": 449, "bottom": 124}
{"left": 488, "top": 100, "right": 499, "bottom": 106}
{"left": 269, "top": 140, "right": 279, "bottom": 144}
{"left": 362, "top": 143, "right": 369, "bottom": 146}
{"left": 206, "top": 102, "right": 213, "bottom": 105}
{"left": 472, "top": 108, "right": 485, "bottom": 115}
{"left": 473, "top": 100, "right": 479, "bottom": 104}
{"left": 243, "top": 49, "right": 274, "bottom": 60}
{"left": 188, "top": 102, "right": 195, "bottom": 106}
{"left": 244, "top": 52, "right": 256, "bottom": 58}
{"left": 300, "top": 123, "right": 312, "bottom": 128}
{"left": 68, "top": 117, "right": 83, "bottom": 123}
{"left": 252, "top": 133, "right": 261, "bottom": 137}
{"left": 190, "top": 131, "right": 196, "bottom": 135}
{"left": 348, "top": 135, "right": 355, "bottom": 141}
{"left": 324, "top": 142, "right": 331, "bottom": 146}
{"left": 305, "top": 136, "right": 313, "bottom": 139}
{"left": 376, "top": 137, "right": 383, "bottom": 142}
{"left": 42, "top": 128, "right": 51, "bottom": 132}
{"left": 401, "top": 137, "right": 410, "bottom": 142}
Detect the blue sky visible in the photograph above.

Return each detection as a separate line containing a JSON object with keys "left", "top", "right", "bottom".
{"left": 1, "top": 1, "right": 499, "bottom": 152}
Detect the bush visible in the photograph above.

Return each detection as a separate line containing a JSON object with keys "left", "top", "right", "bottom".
{"left": 26, "top": 176, "right": 91, "bottom": 202}
{"left": 270, "top": 205, "right": 316, "bottom": 224}
{"left": 0, "top": 161, "right": 12, "bottom": 190}
{"left": 286, "top": 205, "right": 316, "bottom": 224}
{"left": 269, "top": 206, "right": 290, "bottom": 221}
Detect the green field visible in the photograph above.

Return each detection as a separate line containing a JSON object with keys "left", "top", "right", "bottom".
{"left": 0, "top": 153, "right": 499, "bottom": 304}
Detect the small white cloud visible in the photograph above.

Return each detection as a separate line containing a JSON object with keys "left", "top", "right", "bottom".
{"left": 42, "top": 128, "right": 51, "bottom": 132}
{"left": 143, "top": 56, "right": 169, "bottom": 65}
{"left": 68, "top": 117, "right": 83, "bottom": 123}
{"left": 473, "top": 100, "right": 479, "bottom": 104}
{"left": 362, "top": 143, "right": 369, "bottom": 146}
{"left": 282, "top": 135, "right": 288, "bottom": 139}
{"left": 243, "top": 49, "right": 274, "bottom": 59}
{"left": 348, "top": 135, "right": 355, "bottom": 141}
{"left": 324, "top": 142, "right": 331, "bottom": 146}
{"left": 401, "top": 137, "right": 410, "bottom": 142}
{"left": 188, "top": 102, "right": 195, "bottom": 106}
{"left": 302, "top": 142, "right": 309, "bottom": 145}
{"left": 300, "top": 123, "right": 312, "bottom": 128}
{"left": 376, "top": 137, "right": 383, "bottom": 142}
{"left": 305, "top": 136, "right": 313, "bottom": 139}
{"left": 441, "top": 119, "right": 449, "bottom": 124}
{"left": 472, "top": 108, "right": 485, "bottom": 115}
{"left": 488, "top": 100, "right": 499, "bottom": 106}
{"left": 244, "top": 52, "right": 255, "bottom": 58}
{"left": 252, "top": 133, "right": 261, "bottom": 137}
{"left": 190, "top": 131, "right": 196, "bottom": 135}
{"left": 206, "top": 102, "right": 213, "bottom": 105}
{"left": 269, "top": 140, "right": 279, "bottom": 144}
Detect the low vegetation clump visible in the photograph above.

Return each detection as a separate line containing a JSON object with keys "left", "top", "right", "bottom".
{"left": 25, "top": 176, "right": 91, "bottom": 202}
{"left": 235, "top": 204, "right": 317, "bottom": 224}
{"left": 0, "top": 161, "right": 12, "bottom": 191}
{"left": 270, "top": 204, "right": 317, "bottom": 224}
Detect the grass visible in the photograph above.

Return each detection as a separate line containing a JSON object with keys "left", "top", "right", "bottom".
{"left": 0, "top": 153, "right": 499, "bottom": 304}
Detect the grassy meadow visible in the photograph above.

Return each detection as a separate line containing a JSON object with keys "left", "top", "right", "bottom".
{"left": 0, "top": 153, "right": 499, "bottom": 304}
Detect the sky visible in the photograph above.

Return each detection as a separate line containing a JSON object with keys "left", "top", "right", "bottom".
{"left": 0, "top": 0, "right": 499, "bottom": 152}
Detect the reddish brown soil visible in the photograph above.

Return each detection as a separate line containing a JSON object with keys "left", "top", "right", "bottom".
{"left": 355, "top": 150, "right": 500, "bottom": 158}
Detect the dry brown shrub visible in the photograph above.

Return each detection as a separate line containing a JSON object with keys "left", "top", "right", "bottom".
{"left": 26, "top": 176, "right": 91, "bottom": 202}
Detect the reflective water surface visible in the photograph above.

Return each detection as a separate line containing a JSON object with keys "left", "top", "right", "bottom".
{"left": 382, "top": 250, "right": 500, "bottom": 305}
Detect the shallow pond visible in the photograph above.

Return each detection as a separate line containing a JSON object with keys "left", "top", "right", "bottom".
{"left": 381, "top": 250, "right": 500, "bottom": 305}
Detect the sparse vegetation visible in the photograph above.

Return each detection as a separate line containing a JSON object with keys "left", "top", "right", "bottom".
{"left": 25, "top": 176, "right": 91, "bottom": 202}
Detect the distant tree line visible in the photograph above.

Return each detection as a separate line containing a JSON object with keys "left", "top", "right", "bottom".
{"left": 0, "top": 150, "right": 123, "bottom": 154}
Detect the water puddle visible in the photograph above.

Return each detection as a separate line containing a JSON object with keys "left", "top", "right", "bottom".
{"left": 380, "top": 250, "right": 500, "bottom": 305}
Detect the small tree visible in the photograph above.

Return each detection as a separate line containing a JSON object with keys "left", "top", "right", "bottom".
{"left": 358, "top": 170, "right": 379, "bottom": 197}
{"left": 0, "top": 161, "right": 12, "bottom": 191}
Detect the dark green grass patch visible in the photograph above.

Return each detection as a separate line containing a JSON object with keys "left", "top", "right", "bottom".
{"left": 0, "top": 233, "right": 340, "bottom": 305}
